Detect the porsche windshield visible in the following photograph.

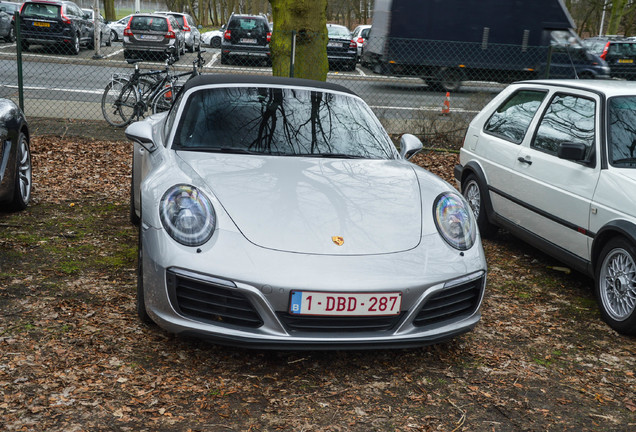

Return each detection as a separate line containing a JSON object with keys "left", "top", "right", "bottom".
{"left": 172, "top": 87, "right": 397, "bottom": 159}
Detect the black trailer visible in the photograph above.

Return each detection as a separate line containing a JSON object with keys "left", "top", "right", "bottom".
{"left": 363, "top": 0, "right": 610, "bottom": 91}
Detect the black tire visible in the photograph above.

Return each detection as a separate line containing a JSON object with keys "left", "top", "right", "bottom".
{"left": 20, "top": 39, "right": 29, "bottom": 51}
{"left": 101, "top": 79, "right": 138, "bottom": 127}
{"left": 431, "top": 67, "right": 462, "bottom": 92}
{"left": 211, "top": 36, "right": 221, "bottom": 48}
{"left": 221, "top": 52, "right": 229, "bottom": 64}
{"left": 8, "top": 132, "right": 31, "bottom": 211}
{"left": 137, "top": 222, "right": 153, "bottom": 324}
{"left": 461, "top": 174, "right": 498, "bottom": 238}
{"left": 151, "top": 85, "right": 182, "bottom": 114}
{"left": 105, "top": 32, "right": 112, "bottom": 47}
{"left": 595, "top": 238, "right": 636, "bottom": 336}
{"left": 69, "top": 33, "right": 80, "bottom": 55}
{"left": 110, "top": 30, "right": 117, "bottom": 42}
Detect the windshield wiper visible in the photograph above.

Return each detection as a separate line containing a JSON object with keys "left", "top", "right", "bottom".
{"left": 301, "top": 153, "right": 364, "bottom": 159}
{"left": 612, "top": 157, "right": 636, "bottom": 165}
{"left": 191, "top": 147, "right": 260, "bottom": 155}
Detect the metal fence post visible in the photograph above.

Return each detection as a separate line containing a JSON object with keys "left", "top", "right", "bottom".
{"left": 545, "top": 45, "right": 553, "bottom": 79}
{"left": 290, "top": 30, "right": 296, "bottom": 78}
{"left": 14, "top": 11, "right": 24, "bottom": 112}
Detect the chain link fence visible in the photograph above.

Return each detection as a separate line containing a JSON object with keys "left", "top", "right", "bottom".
{"left": 2, "top": 12, "right": 606, "bottom": 149}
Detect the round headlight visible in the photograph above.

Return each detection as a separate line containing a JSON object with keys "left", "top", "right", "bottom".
{"left": 433, "top": 192, "right": 476, "bottom": 250}
{"left": 160, "top": 185, "right": 216, "bottom": 246}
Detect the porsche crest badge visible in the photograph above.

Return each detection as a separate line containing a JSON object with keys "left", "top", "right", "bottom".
{"left": 332, "top": 236, "right": 344, "bottom": 246}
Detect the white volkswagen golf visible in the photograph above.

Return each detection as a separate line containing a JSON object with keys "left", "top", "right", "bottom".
{"left": 455, "top": 79, "right": 636, "bottom": 336}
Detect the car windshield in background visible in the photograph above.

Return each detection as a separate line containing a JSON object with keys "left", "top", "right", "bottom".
{"left": 173, "top": 87, "right": 396, "bottom": 159}
{"left": 328, "top": 26, "right": 350, "bottom": 38}
{"left": 608, "top": 96, "right": 636, "bottom": 167}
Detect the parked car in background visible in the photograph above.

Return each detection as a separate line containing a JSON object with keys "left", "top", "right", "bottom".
{"left": 155, "top": 11, "right": 200, "bottom": 52}
{"left": 125, "top": 73, "right": 487, "bottom": 349}
{"left": 106, "top": 13, "right": 131, "bottom": 42}
{"left": 123, "top": 13, "right": 185, "bottom": 61}
{"left": 201, "top": 27, "right": 222, "bottom": 48}
{"left": 19, "top": 0, "right": 94, "bottom": 54}
{"left": 82, "top": 8, "right": 111, "bottom": 47}
{"left": 327, "top": 23, "right": 357, "bottom": 71}
{"left": 0, "top": 98, "right": 31, "bottom": 212}
{"left": 584, "top": 36, "right": 636, "bottom": 80}
{"left": 0, "top": 1, "right": 20, "bottom": 42}
{"left": 456, "top": 79, "right": 636, "bottom": 336}
{"left": 221, "top": 13, "right": 270, "bottom": 66}
{"left": 351, "top": 24, "right": 371, "bottom": 59}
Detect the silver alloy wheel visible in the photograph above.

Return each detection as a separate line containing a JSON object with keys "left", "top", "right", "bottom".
{"left": 599, "top": 247, "right": 636, "bottom": 321}
{"left": 464, "top": 179, "right": 481, "bottom": 219}
{"left": 17, "top": 135, "right": 32, "bottom": 205}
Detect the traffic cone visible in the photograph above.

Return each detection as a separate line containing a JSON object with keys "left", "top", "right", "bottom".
{"left": 441, "top": 92, "right": 450, "bottom": 115}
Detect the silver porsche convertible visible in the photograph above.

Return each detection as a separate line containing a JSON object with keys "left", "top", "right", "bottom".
{"left": 126, "top": 74, "right": 487, "bottom": 349}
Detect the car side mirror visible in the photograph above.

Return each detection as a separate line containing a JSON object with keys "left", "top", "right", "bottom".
{"left": 125, "top": 121, "right": 157, "bottom": 152}
{"left": 399, "top": 133, "right": 423, "bottom": 160}
{"left": 558, "top": 142, "right": 587, "bottom": 161}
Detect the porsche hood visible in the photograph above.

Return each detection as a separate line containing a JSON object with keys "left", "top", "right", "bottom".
{"left": 178, "top": 153, "right": 425, "bottom": 255}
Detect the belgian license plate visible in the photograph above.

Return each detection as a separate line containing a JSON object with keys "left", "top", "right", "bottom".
{"left": 289, "top": 291, "right": 401, "bottom": 316}
{"left": 327, "top": 42, "right": 341, "bottom": 48}
{"left": 240, "top": 38, "right": 257, "bottom": 44}
{"left": 139, "top": 34, "right": 159, "bottom": 40}
{"left": 618, "top": 59, "right": 634, "bottom": 63}
{"left": 33, "top": 21, "right": 50, "bottom": 27}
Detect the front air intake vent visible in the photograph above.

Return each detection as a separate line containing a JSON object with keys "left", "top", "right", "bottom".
{"left": 167, "top": 269, "right": 263, "bottom": 328}
{"left": 413, "top": 275, "right": 484, "bottom": 328}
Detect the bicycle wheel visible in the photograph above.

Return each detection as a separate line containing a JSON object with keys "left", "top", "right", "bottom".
{"left": 101, "top": 78, "right": 138, "bottom": 127}
{"left": 151, "top": 84, "right": 183, "bottom": 114}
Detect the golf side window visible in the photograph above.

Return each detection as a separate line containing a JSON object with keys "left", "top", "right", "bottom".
{"left": 532, "top": 94, "right": 596, "bottom": 159}
{"left": 483, "top": 89, "right": 547, "bottom": 144}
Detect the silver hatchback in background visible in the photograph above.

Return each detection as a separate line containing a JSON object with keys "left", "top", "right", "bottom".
{"left": 123, "top": 13, "right": 185, "bottom": 61}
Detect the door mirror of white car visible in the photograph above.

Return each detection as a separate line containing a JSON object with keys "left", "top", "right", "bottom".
{"left": 557, "top": 142, "right": 587, "bottom": 162}
{"left": 125, "top": 121, "right": 157, "bottom": 152}
{"left": 399, "top": 133, "right": 423, "bottom": 160}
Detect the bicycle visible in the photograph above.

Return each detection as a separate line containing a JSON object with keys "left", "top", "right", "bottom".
{"left": 150, "top": 50, "right": 207, "bottom": 114}
{"left": 101, "top": 56, "right": 178, "bottom": 127}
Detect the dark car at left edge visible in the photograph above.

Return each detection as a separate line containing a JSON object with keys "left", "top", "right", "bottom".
{"left": 0, "top": 98, "right": 31, "bottom": 212}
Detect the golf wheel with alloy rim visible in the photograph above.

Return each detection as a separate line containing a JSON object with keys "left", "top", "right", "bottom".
{"left": 462, "top": 174, "right": 497, "bottom": 238}
{"left": 596, "top": 238, "right": 636, "bottom": 335}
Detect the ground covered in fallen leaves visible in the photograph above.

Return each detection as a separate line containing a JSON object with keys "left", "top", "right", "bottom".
{"left": 0, "top": 135, "right": 635, "bottom": 431}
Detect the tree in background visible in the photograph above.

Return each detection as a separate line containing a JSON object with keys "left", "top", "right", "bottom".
{"left": 103, "top": 0, "right": 115, "bottom": 21}
{"left": 268, "top": 0, "right": 329, "bottom": 81}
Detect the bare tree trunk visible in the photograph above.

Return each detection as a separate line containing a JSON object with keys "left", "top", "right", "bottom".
{"left": 269, "top": 0, "right": 329, "bottom": 81}
{"left": 606, "top": 0, "right": 629, "bottom": 35}
{"left": 103, "top": 0, "right": 116, "bottom": 21}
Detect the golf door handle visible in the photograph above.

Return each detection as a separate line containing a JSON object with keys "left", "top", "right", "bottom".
{"left": 517, "top": 156, "right": 532, "bottom": 165}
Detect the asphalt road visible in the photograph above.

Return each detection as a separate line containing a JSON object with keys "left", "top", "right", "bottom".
{"left": 0, "top": 40, "right": 504, "bottom": 134}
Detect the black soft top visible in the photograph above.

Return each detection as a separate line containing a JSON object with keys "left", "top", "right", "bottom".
{"left": 181, "top": 74, "right": 357, "bottom": 97}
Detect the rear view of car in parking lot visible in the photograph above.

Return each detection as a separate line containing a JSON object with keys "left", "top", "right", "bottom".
{"left": 123, "top": 13, "right": 185, "bottom": 61}
{"left": 155, "top": 11, "right": 200, "bottom": 52}
{"left": 220, "top": 13, "right": 270, "bottom": 66}
{"left": 327, "top": 23, "right": 357, "bottom": 71}
{"left": 19, "top": 0, "right": 94, "bottom": 55}
{"left": 584, "top": 36, "right": 636, "bottom": 80}
{"left": 455, "top": 79, "right": 636, "bottom": 336}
